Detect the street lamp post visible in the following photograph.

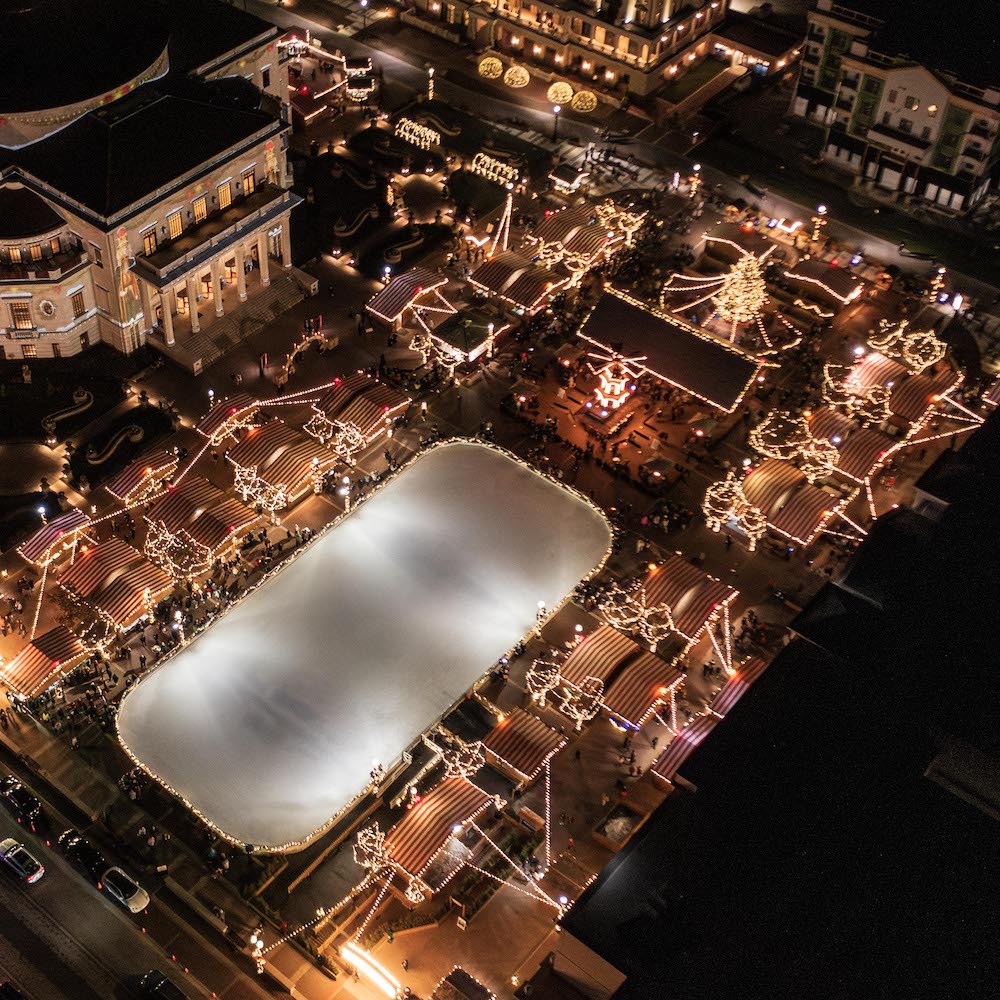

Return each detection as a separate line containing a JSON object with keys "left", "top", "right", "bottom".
{"left": 360, "top": 0, "right": 368, "bottom": 29}
{"left": 552, "top": 104, "right": 561, "bottom": 142}
{"left": 811, "top": 203, "right": 828, "bottom": 242}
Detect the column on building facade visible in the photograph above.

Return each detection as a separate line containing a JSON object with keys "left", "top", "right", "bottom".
{"left": 280, "top": 224, "right": 292, "bottom": 269}
{"left": 257, "top": 232, "right": 270, "bottom": 286}
{"left": 186, "top": 274, "right": 201, "bottom": 334}
{"left": 138, "top": 280, "right": 154, "bottom": 334}
{"left": 211, "top": 258, "right": 225, "bottom": 317}
{"left": 161, "top": 286, "right": 175, "bottom": 346}
{"left": 235, "top": 243, "right": 248, "bottom": 301}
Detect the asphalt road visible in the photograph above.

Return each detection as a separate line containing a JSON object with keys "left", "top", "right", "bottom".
{"left": 0, "top": 808, "right": 175, "bottom": 999}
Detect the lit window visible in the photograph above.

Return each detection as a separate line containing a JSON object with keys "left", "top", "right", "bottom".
{"left": 9, "top": 301, "right": 33, "bottom": 330}
{"left": 167, "top": 211, "right": 183, "bottom": 240}
{"left": 928, "top": 104, "right": 938, "bottom": 115}
{"left": 4, "top": 245, "right": 21, "bottom": 263}
{"left": 50, "top": 236, "right": 62, "bottom": 255}
{"left": 193, "top": 195, "right": 208, "bottom": 224}
{"left": 511, "top": 35, "right": 521, "bottom": 45}
{"left": 142, "top": 227, "right": 157, "bottom": 256}
{"left": 21, "top": 344, "right": 37, "bottom": 359}
{"left": 28, "top": 242, "right": 42, "bottom": 261}
{"left": 72, "top": 291, "right": 86, "bottom": 318}
{"left": 89, "top": 242, "right": 103, "bottom": 267}
{"left": 218, "top": 181, "right": 233, "bottom": 210}
{"left": 242, "top": 168, "right": 256, "bottom": 196}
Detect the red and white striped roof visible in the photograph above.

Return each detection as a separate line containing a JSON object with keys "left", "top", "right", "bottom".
{"left": 58, "top": 538, "right": 143, "bottom": 598}
{"left": 560, "top": 623, "right": 639, "bottom": 688}
{"left": 482, "top": 709, "right": 567, "bottom": 783}
{"left": 313, "top": 373, "right": 374, "bottom": 419}
{"left": 846, "top": 352, "right": 906, "bottom": 392}
{"left": 196, "top": 392, "right": 257, "bottom": 440}
{"left": 337, "top": 383, "right": 411, "bottom": 440}
{"left": 227, "top": 419, "right": 303, "bottom": 471}
{"left": 366, "top": 267, "right": 446, "bottom": 323}
{"left": 2, "top": 625, "right": 87, "bottom": 696}
{"left": 145, "top": 477, "right": 224, "bottom": 532}
{"left": 889, "top": 368, "right": 961, "bottom": 425}
{"left": 642, "top": 555, "right": 736, "bottom": 642}
{"left": 602, "top": 650, "right": 683, "bottom": 729}
{"left": 984, "top": 375, "right": 1000, "bottom": 408}
{"left": 104, "top": 450, "right": 178, "bottom": 503}
{"left": 712, "top": 657, "right": 769, "bottom": 717}
{"left": 386, "top": 777, "right": 495, "bottom": 879}
{"left": 256, "top": 439, "right": 334, "bottom": 495}
{"left": 743, "top": 459, "right": 840, "bottom": 545}
{"left": 187, "top": 498, "right": 258, "bottom": 552}
{"left": 93, "top": 561, "right": 173, "bottom": 629}
{"left": 650, "top": 714, "right": 719, "bottom": 783}
{"left": 18, "top": 508, "right": 91, "bottom": 566}
{"left": 809, "top": 408, "right": 894, "bottom": 482}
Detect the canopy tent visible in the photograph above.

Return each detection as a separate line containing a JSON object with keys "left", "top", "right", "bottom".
{"left": 641, "top": 554, "right": 737, "bottom": 644}
{"left": 559, "top": 623, "right": 639, "bottom": 688}
{"left": 185, "top": 497, "right": 258, "bottom": 552}
{"left": 366, "top": 267, "right": 447, "bottom": 324}
{"left": 312, "top": 372, "right": 374, "bottom": 419}
{"left": 336, "top": 383, "right": 411, "bottom": 440}
{"left": 226, "top": 419, "right": 302, "bottom": 470}
{"left": 578, "top": 290, "right": 763, "bottom": 413}
{"left": 703, "top": 222, "right": 774, "bottom": 262}
{"left": 145, "top": 476, "right": 224, "bottom": 533}
{"left": 601, "top": 650, "right": 684, "bottom": 730}
{"left": 104, "top": 449, "right": 178, "bottom": 505}
{"left": 17, "top": 508, "right": 91, "bottom": 567}
{"left": 92, "top": 561, "right": 173, "bottom": 630}
{"left": 528, "top": 205, "right": 612, "bottom": 260}
{"left": 58, "top": 538, "right": 142, "bottom": 598}
{"left": 889, "top": 368, "right": 961, "bottom": 425}
{"left": 808, "top": 407, "right": 895, "bottom": 483}
{"left": 782, "top": 258, "right": 863, "bottom": 307}
{"left": 711, "top": 656, "right": 769, "bottom": 717}
{"left": 195, "top": 392, "right": 258, "bottom": 444}
{"left": 470, "top": 251, "right": 568, "bottom": 314}
{"left": 482, "top": 708, "right": 567, "bottom": 785}
{"left": 650, "top": 714, "right": 719, "bottom": 783}
{"left": 385, "top": 777, "right": 497, "bottom": 882}
{"left": 743, "top": 458, "right": 846, "bottom": 546}
{"left": 227, "top": 419, "right": 335, "bottom": 503}
{"left": 431, "top": 968, "right": 496, "bottom": 1000}
{"left": 2, "top": 625, "right": 88, "bottom": 697}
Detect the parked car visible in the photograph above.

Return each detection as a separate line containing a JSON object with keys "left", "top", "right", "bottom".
{"left": 138, "top": 970, "right": 187, "bottom": 998}
{"left": 0, "top": 777, "right": 42, "bottom": 833}
{"left": 0, "top": 838, "right": 44, "bottom": 883}
{"left": 101, "top": 866, "right": 149, "bottom": 913}
{"left": 58, "top": 829, "right": 107, "bottom": 885}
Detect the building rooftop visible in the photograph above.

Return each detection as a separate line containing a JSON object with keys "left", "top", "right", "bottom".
{"left": 2, "top": 77, "right": 281, "bottom": 220}
{"left": 0, "top": 184, "right": 65, "bottom": 239}
{"left": 0, "top": 0, "right": 171, "bottom": 115}
{"left": 830, "top": 0, "right": 1000, "bottom": 91}
{"left": 714, "top": 12, "right": 803, "bottom": 59}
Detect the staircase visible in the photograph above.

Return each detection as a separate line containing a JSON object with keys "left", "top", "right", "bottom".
{"left": 147, "top": 273, "right": 305, "bottom": 373}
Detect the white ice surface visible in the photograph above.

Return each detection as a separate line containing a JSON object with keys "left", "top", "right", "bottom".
{"left": 117, "top": 443, "right": 611, "bottom": 849}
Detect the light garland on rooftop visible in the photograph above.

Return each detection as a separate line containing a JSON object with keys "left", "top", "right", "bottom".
{"left": 560, "top": 676, "right": 604, "bottom": 731}
{"left": 395, "top": 118, "right": 441, "bottom": 150}
{"left": 597, "top": 581, "right": 675, "bottom": 644}
{"left": 526, "top": 656, "right": 561, "bottom": 708}
{"left": 144, "top": 519, "right": 213, "bottom": 581}
{"left": 867, "top": 318, "right": 946, "bottom": 372}
{"left": 822, "top": 362, "right": 892, "bottom": 425}
{"left": 749, "top": 411, "right": 838, "bottom": 483}
{"left": 233, "top": 463, "right": 289, "bottom": 514}
{"left": 702, "top": 472, "right": 767, "bottom": 550}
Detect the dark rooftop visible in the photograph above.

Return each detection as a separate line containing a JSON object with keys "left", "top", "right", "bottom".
{"left": 0, "top": 0, "right": 170, "bottom": 115}
{"left": 3, "top": 77, "right": 281, "bottom": 219}
{"left": 714, "top": 12, "right": 803, "bottom": 59}
{"left": 164, "top": 0, "right": 279, "bottom": 76}
{"left": 837, "top": 0, "right": 1000, "bottom": 91}
{"left": 578, "top": 291, "right": 761, "bottom": 412}
{"left": 0, "top": 184, "right": 65, "bottom": 239}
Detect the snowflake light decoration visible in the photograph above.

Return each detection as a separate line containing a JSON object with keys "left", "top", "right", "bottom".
{"left": 353, "top": 823, "right": 391, "bottom": 872}
{"left": 441, "top": 740, "right": 485, "bottom": 779}
{"left": 868, "top": 319, "right": 946, "bottom": 372}
{"left": 560, "top": 676, "right": 604, "bottom": 731}
{"left": 144, "top": 519, "right": 213, "bottom": 579}
{"left": 405, "top": 877, "right": 430, "bottom": 905}
{"left": 233, "top": 463, "right": 288, "bottom": 513}
{"left": 526, "top": 657, "right": 561, "bottom": 707}
{"left": 702, "top": 472, "right": 767, "bottom": 550}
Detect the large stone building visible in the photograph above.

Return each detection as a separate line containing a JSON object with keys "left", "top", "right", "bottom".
{"left": 791, "top": 0, "right": 1000, "bottom": 212}
{"left": 407, "top": 0, "right": 732, "bottom": 100}
{"left": 0, "top": 0, "right": 300, "bottom": 365}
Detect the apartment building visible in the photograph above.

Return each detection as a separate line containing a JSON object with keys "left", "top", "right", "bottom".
{"left": 792, "top": 0, "right": 1000, "bottom": 211}
{"left": 0, "top": 0, "right": 299, "bottom": 361}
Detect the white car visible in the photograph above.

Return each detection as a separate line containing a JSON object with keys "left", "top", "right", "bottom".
{"left": 101, "top": 866, "right": 150, "bottom": 913}
{"left": 0, "top": 838, "right": 44, "bottom": 883}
